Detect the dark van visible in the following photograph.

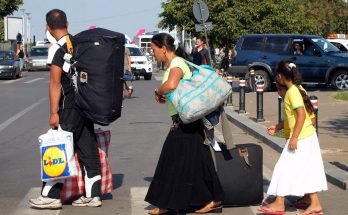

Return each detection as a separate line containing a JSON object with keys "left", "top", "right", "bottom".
{"left": 230, "top": 34, "right": 348, "bottom": 91}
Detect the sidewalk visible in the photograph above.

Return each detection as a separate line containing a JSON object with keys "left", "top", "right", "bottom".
{"left": 224, "top": 86, "right": 348, "bottom": 190}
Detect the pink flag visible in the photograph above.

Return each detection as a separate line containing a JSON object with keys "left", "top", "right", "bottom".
{"left": 135, "top": 28, "right": 145, "bottom": 36}
{"left": 88, "top": 25, "right": 97, "bottom": 30}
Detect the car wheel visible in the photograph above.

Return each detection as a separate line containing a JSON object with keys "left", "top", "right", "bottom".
{"left": 144, "top": 73, "right": 152, "bottom": 80}
{"left": 247, "top": 70, "right": 271, "bottom": 91}
{"left": 12, "top": 72, "right": 17, "bottom": 80}
{"left": 331, "top": 70, "right": 348, "bottom": 90}
{"left": 135, "top": 75, "right": 140, "bottom": 80}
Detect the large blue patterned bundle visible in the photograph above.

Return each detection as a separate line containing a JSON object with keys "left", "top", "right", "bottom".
{"left": 167, "top": 60, "right": 232, "bottom": 124}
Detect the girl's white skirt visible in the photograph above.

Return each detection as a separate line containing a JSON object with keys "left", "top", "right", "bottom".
{"left": 267, "top": 132, "right": 328, "bottom": 197}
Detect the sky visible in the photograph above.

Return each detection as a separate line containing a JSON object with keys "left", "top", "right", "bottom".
{"left": 12, "top": 0, "right": 165, "bottom": 41}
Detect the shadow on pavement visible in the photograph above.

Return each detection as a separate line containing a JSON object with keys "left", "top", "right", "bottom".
{"left": 321, "top": 114, "right": 348, "bottom": 138}
{"left": 112, "top": 173, "right": 124, "bottom": 190}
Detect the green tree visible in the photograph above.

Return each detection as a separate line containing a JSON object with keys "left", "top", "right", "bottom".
{"left": 158, "top": 0, "right": 348, "bottom": 47}
{"left": 0, "top": 0, "right": 23, "bottom": 41}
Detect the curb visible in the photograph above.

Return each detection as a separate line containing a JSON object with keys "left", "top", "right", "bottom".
{"left": 224, "top": 107, "right": 348, "bottom": 191}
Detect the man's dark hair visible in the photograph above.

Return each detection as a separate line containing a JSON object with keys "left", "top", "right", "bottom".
{"left": 197, "top": 36, "right": 206, "bottom": 44}
{"left": 46, "top": 9, "right": 67, "bottom": 29}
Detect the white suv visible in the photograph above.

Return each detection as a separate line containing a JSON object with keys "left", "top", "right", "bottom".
{"left": 126, "top": 44, "right": 152, "bottom": 80}
{"left": 327, "top": 38, "right": 348, "bottom": 52}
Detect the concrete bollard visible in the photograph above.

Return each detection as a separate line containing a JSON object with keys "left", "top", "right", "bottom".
{"left": 256, "top": 84, "right": 265, "bottom": 122}
{"left": 278, "top": 96, "right": 283, "bottom": 123}
{"left": 249, "top": 68, "right": 256, "bottom": 92}
{"left": 239, "top": 79, "right": 246, "bottom": 114}
{"left": 310, "top": 95, "right": 319, "bottom": 134}
{"left": 226, "top": 76, "right": 233, "bottom": 106}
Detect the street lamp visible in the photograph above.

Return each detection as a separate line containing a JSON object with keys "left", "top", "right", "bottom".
{"left": 25, "top": 12, "right": 31, "bottom": 47}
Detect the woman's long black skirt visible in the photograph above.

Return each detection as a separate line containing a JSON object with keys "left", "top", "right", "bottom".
{"left": 145, "top": 119, "right": 224, "bottom": 210}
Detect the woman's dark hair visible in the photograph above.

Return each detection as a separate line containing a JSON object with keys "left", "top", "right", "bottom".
{"left": 46, "top": 9, "right": 67, "bottom": 29}
{"left": 276, "top": 60, "right": 314, "bottom": 114}
{"left": 151, "top": 33, "right": 187, "bottom": 58}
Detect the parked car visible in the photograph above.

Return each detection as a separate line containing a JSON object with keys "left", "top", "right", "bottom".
{"left": 327, "top": 38, "right": 348, "bottom": 52}
{"left": 230, "top": 34, "right": 348, "bottom": 91}
{"left": 126, "top": 44, "right": 152, "bottom": 80}
{"left": 27, "top": 46, "right": 49, "bottom": 71}
{"left": 0, "top": 50, "right": 21, "bottom": 79}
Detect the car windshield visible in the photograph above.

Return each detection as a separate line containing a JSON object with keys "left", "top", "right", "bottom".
{"left": 0, "top": 51, "right": 13, "bottom": 60}
{"left": 30, "top": 48, "right": 48, "bottom": 56}
{"left": 128, "top": 47, "right": 144, "bottom": 56}
{"left": 311, "top": 38, "right": 340, "bottom": 53}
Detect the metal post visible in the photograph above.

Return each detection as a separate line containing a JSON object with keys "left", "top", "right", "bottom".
{"left": 310, "top": 96, "right": 319, "bottom": 134}
{"left": 278, "top": 96, "right": 283, "bottom": 123}
{"left": 239, "top": 79, "right": 246, "bottom": 114}
{"left": 197, "top": 0, "right": 213, "bottom": 66}
{"left": 249, "top": 68, "right": 255, "bottom": 92}
{"left": 226, "top": 76, "right": 233, "bottom": 106}
{"left": 25, "top": 12, "right": 31, "bottom": 48}
{"left": 256, "top": 84, "right": 265, "bottom": 122}
{"left": 20, "top": 9, "right": 26, "bottom": 55}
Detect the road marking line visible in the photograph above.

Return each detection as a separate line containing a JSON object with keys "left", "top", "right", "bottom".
{"left": 12, "top": 187, "right": 61, "bottom": 215}
{"left": 24, "top": 78, "right": 45, "bottom": 84}
{"left": 0, "top": 98, "right": 47, "bottom": 133}
{"left": 153, "top": 75, "right": 162, "bottom": 81}
{"left": 2, "top": 79, "right": 22, "bottom": 84}
{"left": 130, "top": 187, "right": 149, "bottom": 215}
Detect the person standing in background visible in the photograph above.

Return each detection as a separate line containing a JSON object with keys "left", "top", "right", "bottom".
{"left": 123, "top": 46, "right": 134, "bottom": 97}
{"left": 16, "top": 43, "right": 27, "bottom": 71}
{"left": 192, "top": 36, "right": 210, "bottom": 65}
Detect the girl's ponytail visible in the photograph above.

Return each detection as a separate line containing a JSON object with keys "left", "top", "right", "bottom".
{"left": 298, "top": 86, "right": 315, "bottom": 115}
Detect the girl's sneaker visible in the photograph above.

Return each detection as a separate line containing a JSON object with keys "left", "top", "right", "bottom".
{"left": 72, "top": 196, "right": 102, "bottom": 207}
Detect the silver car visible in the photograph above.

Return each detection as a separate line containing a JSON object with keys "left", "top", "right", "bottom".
{"left": 27, "top": 46, "right": 49, "bottom": 71}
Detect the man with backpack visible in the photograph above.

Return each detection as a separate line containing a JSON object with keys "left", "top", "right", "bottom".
{"left": 29, "top": 9, "right": 102, "bottom": 209}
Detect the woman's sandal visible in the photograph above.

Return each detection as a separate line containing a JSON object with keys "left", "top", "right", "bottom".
{"left": 148, "top": 208, "right": 170, "bottom": 215}
{"left": 195, "top": 201, "right": 223, "bottom": 214}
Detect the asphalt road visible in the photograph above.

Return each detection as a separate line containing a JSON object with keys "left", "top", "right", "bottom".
{"left": 0, "top": 71, "right": 347, "bottom": 215}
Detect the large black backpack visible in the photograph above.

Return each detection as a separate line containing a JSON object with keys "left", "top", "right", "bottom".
{"left": 70, "top": 28, "right": 125, "bottom": 125}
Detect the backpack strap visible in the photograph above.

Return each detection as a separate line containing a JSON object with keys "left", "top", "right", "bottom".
{"left": 65, "top": 35, "right": 73, "bottom": 54}
{"left": 55, "top": 35, "right": 75, "bottom": 73}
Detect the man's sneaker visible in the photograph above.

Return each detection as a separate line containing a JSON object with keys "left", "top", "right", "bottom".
{"left": 29, "top": 196, "right": 62, "bottom": 209}
{"left": 72, "top": 196, "right": 102, "bottom": 207}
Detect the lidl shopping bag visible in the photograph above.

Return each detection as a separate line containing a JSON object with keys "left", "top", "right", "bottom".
{"left": 167, "top": 60, "right": 232, "bottom": 124}
{"left": 61, "top": 129, "right": 113, "bottom": 201}
{"left": 39, "top": 126, "right": 78, "bottom": 182}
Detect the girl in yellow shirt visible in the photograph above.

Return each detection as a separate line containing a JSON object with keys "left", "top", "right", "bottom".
{"left": 258, "top": 61, "right": 327, "bottom": 215}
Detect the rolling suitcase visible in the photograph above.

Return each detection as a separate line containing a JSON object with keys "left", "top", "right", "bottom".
{"left": 215, "top": 143, "right": 263, "bottom": 206}
{"left": 214, "top": 109, "right": 264, "bottom": 206}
